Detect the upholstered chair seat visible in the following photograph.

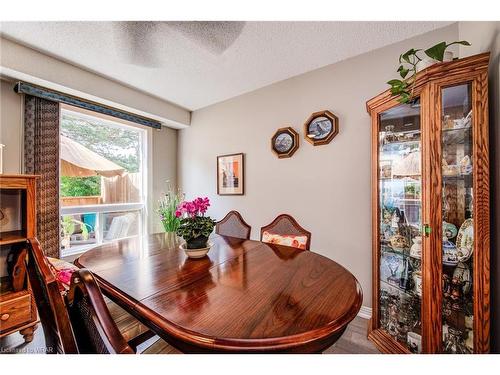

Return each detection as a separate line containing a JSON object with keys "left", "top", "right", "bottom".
{"left": 260, "top": 214, "right": 311, "bottom": 250}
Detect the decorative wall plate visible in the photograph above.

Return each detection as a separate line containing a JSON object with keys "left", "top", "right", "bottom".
{"left": 389, "top": 234, "right": 408, "bottom": 251}
{"left": 442, "top": 240, "right": 459, "bottom": 266}
{"left": 456, "top": 218, "right": 473, "bottom": 253}
{"left": 457, "top": 246, "right": 472, "bottom": 263}
{"left": 271, "top": 127, "right": 299, "bottom": 158}
{"left": 443, "top": 221, "right": 458, "bottom": 240}
{"left": 304, "top": 110, "right": 339, "bottom": 146}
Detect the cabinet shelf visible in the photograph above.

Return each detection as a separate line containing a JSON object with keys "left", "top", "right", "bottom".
{"left": 442, "top": 126, "right": 472, "bottom": 146}
{"left": 380, "top": 175, "right": 421, "bottom": 181}
{"left": 0, "top": 230, "right": 27, "bottom": 246}
{"left": 442, "top": 174, "right": 472, "bottom": 183}
{"left": 381, "top": 245, "right": 422, "bottom": 261}
{"left": 381, "top": 139, "right": 420, "bottom": 149}
{"left": 380, "top": 279, "right": 420, "bottom": 300}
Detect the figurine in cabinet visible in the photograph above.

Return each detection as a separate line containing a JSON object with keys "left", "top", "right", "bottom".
{"left": 410, "top": 236, "right": 422, "bottom": 258}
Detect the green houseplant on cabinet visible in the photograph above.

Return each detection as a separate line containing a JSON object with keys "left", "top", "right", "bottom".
{"left": 387, "top": 41, "right": 471, "bottom": 103}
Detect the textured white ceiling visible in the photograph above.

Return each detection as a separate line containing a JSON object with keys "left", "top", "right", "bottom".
{"left": 0, "top": 21, "right": 453, "bottom": 110}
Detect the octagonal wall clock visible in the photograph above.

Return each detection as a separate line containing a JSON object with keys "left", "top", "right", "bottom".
{"left": 304, "top": 110, "right": 339, "bottom": 146}
{"left": 271, "top": 127, "right": 299, "bottom": 158}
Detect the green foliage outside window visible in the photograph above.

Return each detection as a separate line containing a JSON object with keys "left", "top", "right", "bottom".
{"left": 61, "top": 113, "right": 140, "bottom": 173}
{"left": 60, "top": 112, "right": 142, "bottom": 197}
{"left": 60, "top": 176, "right": 101, "bottom": 197}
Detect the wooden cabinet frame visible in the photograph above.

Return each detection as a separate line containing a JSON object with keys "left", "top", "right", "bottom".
{"left": 366, "top": 53, "right": 490, "bottom": 354}
{"left": 0, "top": 175, "right": 39, "bottom": 343}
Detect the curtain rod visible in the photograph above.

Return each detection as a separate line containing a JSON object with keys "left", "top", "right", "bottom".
{"left": 14, "top": 81, "right": 162, "bottom": 129}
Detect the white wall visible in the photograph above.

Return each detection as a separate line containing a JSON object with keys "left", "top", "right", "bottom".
{"left": 178, "top": 24, "right": 460, "bottom": 308}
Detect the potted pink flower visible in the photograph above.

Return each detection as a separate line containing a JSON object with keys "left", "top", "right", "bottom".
{"left": 175, "top": 197, "right": 216, "bottom": 258}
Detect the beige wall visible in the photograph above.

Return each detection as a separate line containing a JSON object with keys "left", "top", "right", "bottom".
{"left": 178, "top": 24, "right": 460, "bottom": 309}
{"left": 0, "top": 36, "right": 190, "bottom": 128}
{"left": 150, "top": 125, "right": 178, "bottom": 233}
{"left": 0, "top": 79, "right": 23, "bottom": 173}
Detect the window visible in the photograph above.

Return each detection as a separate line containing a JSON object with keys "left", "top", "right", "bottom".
{"left": 59, "top": 109, "right": 148, "bottom": 256}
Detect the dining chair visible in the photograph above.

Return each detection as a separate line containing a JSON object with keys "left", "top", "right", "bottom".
{"left": 25, "top": 238, "right": 153, "bottom": 354}
{"left": 66, "top": 269, "right": 134, "bottom": 353}
{"left": 215, "top": 210, "right": 252, "bottom": 239}
{"left": 25, "top": 238, "right": 79, "bottom": 354}
{"left": 260, "top": 214, "right": 312, "bottom": 250}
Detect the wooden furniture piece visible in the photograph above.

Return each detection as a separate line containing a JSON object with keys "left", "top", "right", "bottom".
{"left": 75, "top": 233, "right": 362, "bottom": 353}
{"left": 25, "top": 237, "right": 150, "bottom": 354}
{"left": 215, "top": 210, "right": 251, "bottom": 239}
{"left": 0, "top": 175, "right": 38, "bottom": 343}
{"left": 25, "top": 238, "right": 79, "bottom": 353}
{"left": 367, "top": 53, "right": 490, "bottom": 354}
{"left": 260, "top": 214, "right": 312, "bottom": 250}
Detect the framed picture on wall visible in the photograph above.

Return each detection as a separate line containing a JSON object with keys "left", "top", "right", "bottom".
{"left": 217, "top": 153, "right": 245, "bottom": 195}
{"left": 271, "top": 127, "right": 299, "bottom": 158}
{"left": 304, "top": 110, "right": 339, "bottom": 146}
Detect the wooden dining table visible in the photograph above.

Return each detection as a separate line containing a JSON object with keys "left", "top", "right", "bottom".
{"left": 75, "top": 233, "right": 362, "bottom": 353}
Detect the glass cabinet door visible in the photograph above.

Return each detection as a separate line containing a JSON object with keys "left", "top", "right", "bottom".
{"left": 440, "top": 83, "right": 474, "bottom": 354}
{"left": 378, "top": 99, "right": 422, "bottom": 353}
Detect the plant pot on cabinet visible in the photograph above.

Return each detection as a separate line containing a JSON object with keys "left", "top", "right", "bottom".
{"left": 416, "top": 51, "right": 454, "bottom": 72}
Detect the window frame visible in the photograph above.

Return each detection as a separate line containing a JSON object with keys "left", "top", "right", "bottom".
{"left": 59, "top": 108, "right": 149, "bottom": 257}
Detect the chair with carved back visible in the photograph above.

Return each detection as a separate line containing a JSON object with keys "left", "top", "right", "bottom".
{"left": 25, "top": 238, "right": 151, "bottom": 354}
{"left": 260, "top": 214, "right": 312, "bottom": 250}
{"left": 215, "top": 210, "right": 252, "bottom": 239}
{"left": 24, "top": 238, "right": 79, "bottom": 353}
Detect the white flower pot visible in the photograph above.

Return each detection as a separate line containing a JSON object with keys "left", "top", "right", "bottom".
{"left": 180, "top": 241, "right": 213, "bottom": 259}
{"left": 416, "top": 51, "right": 454, "bottom": 72}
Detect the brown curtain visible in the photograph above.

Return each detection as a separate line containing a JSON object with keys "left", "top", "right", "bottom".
{"left": 24, "top": 95, "right": 60, "bottom": 258}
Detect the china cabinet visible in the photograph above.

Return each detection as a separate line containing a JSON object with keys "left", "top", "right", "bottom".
{"left": 367, "top": 53, "right": 490, "bottom": 354}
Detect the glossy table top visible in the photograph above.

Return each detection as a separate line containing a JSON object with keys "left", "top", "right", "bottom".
{"left": 76, "top": 233, "right": 362, "bottom": 353}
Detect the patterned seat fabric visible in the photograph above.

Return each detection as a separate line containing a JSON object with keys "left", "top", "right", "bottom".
{"left": 261, "top": 231, "right": 308, "bottom": 250}
{"left": 47, "top": 257, "right": 79, "bottom": 293}
{"left": 260, "top": 214, "right": 311, "bottom": 250}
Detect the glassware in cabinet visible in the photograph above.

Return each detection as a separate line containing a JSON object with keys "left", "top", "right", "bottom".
{"left": 440, "top": 83, "right": 474, "bottom": 354}
{"left": 378, "top": 99, "right": 422, "bottom": 353}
